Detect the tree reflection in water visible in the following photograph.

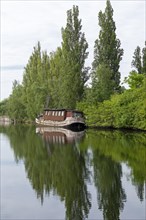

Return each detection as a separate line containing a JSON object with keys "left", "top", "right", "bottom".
{"left": 36, "top": 127, "right": 92, "bottom": 220}
{"left": 0, "top": 125, "right": 146, "bottom": 220}
{"left": 93, "top": 151, "right": 126, "bottom": 220}
{"left": 1, "top": 125, "right": 91, "bottom": 219}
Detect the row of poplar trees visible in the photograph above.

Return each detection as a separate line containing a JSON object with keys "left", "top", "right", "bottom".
{"left": 6, "top": 0, "right": 144, "bottom": 120}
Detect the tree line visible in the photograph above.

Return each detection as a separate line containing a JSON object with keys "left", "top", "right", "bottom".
{"left": 0, "top": 0, "right": 146, "bottom": 129}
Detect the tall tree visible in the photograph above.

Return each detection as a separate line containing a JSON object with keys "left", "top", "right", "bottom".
{"left": 22, "top": 42, "right": 50, "bottom": 119}
{"left": 131, "top": 42, "right": 146, "bottom": 74}
{"left": 131, "top": 46, "right": 142, "bottom": 74}
{"left": 142, "top": 41, "right": 146, "bottom": 73}
{"left": 92, "top": 0, "right": 123, "bottom": 101}
{"left": 61, "top": 5, "right": 89, "bottom": 108}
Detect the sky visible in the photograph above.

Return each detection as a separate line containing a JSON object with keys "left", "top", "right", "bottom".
{"left": 1, "top": 0, "right": 146, "bottom": 101}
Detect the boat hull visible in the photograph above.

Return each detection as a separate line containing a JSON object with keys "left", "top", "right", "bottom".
{"left": 35, "top": 117, "right": 86, "bottom": 130}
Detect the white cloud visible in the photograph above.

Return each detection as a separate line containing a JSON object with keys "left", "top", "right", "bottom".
{"left": 1, "top": 0, "right": 145, "bottom": 100}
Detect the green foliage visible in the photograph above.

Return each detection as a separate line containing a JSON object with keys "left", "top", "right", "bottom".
{"left": 5, "top": 6, "right": 89, "bottom": 120}
{"left": 142, "top": 41, "right": 146, "bottom": 73}
{"left": 47, "top": 48, "right": 64, "bottom": 108}
{"left": 77, "top": 81, "right": 146, "bottom": 130}
{"left": 92, "top": 0, "right": 123, "bottom": 98}
{"left": 61, "top": 5, "right": 89, "bottom": 108}
{"left": 2, "top": 2, "right": 144, "bottom": 131}
{"left": 92, "top": 64, "right": 114, "bottom": 102}
{"left": 124, "top": 71, "right": 145, "bottom": 89}
{"left": 0, "top": 99, "right": 9, "bottom": 116}
{"left": 5, "top": 42, "right": 51, "bottom": 121}
{"left": 132, "top": 46, "right": 142, "bottom": 74}
{"left": 7, "top": 81, "right": 27, "bottom": 121}
{"left": 22, "top": 42, "right": 50, "bottom": 119}
{"left": 132, "top": 42, "right": 146, "bottom": 74}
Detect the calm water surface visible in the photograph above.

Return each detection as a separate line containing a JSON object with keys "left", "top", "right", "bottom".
{"left": 0, "top": 125, "right": 146, "bottom": 220}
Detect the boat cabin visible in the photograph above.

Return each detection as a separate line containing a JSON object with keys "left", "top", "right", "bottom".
{"left": 41, "top": 109, "right": 84, "bottom": 121}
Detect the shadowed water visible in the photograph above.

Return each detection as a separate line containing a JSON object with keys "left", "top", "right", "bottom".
{"left": 0, "top": 125, "right": 146, "bottom": 220}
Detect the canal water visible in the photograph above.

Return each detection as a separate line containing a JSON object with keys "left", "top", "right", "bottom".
{"left": 0, "top": 125, "right": 146, "bottom": 220}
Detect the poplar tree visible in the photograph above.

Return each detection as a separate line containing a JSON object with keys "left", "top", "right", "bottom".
{"left": 61, "top": 5, "right": 89, "bottom": 108}
{"left": 131, "top": 46, "right": 142, "bottom": 74}
{"left": 131, "top": 42, "right": 146, "bottom": 74}
{"left": 92, "top": 0, "right": 123, "bottom": 101}
{"left": 142, "top": 43, "right": 146, "bottom": 73}
{"left": 22, "top": 42, "right": 50, "bottom": 119}
{"left": 142, "top": 42, "right": 146, "bottom": 73}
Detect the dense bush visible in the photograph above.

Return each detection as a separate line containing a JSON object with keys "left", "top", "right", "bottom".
{"left": 77, "top": 83, "right": 146, "bottom": 130}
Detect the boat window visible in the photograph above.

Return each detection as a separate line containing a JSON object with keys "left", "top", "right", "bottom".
{"left": 52, "top": 111, "right": 55, "bottom": 116}
{"left": 58, "top": 111, "right": 61, "bottom": 116}
{"left": 73, "top": 112, "right": 83, "bottom": 118}
{"left": 55, "top": 111, "right": 58, "bottom": 116}
{"left": 61, "top": 111, "right": 64, "bottom": 116}
{"left": 45, "top": 111, "right": 47, "bottom": 115}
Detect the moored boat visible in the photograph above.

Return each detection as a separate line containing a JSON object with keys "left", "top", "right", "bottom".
{"left": 35, "top": 109, "right": 86, "bottom": 129}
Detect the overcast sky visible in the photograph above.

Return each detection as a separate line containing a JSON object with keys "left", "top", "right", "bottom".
{"left": 1, "top": 0, "right": 145, "bottom": 100}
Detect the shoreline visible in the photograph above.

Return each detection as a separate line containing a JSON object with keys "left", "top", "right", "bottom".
{"left": 1, "top": 119, "right": 146, "bottom": 132}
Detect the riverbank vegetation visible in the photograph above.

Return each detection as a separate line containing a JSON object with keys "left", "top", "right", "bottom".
{"left": 77, "top": 78, "right": 146, "bottom": 130}
{"left": 0, "top": 0, "right": 146, "bottom": 130}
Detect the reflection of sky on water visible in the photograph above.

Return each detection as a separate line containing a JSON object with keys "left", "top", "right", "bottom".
{"left": 0, "top": 68, "right": 23, "bottom": 101}
{"left": 120, "top": 163, "right": 145, "bottom": 219}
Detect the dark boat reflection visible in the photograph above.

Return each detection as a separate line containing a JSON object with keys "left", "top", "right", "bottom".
{"left": 36, "top": 126, "right": 85, "bottom": 145}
